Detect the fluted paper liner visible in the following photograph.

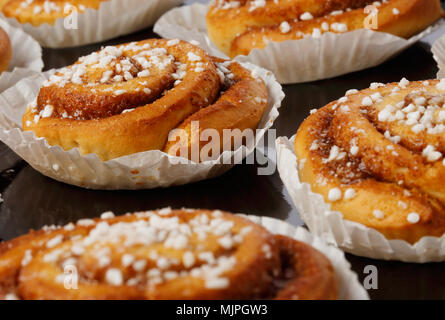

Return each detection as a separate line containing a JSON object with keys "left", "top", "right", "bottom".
{"left": 276, "top": 136, "right": 445, "bottom": 263}
{"left": 243, "top": 214, "right": 369, "bottom": 300}
{"left": 0, "top": 19, "right": 42, "bottom": 89}
{"left": 154, "top": 3, "right": 443, "bottom": 84}
{"left": 0, "top": 62, "right": 283, "bottom": 190}
{"left": 0, "top": 0, "right": 183, "bottom": 48}
{"left": 0, "top": 69, "right": 40, "bottom": 94}
{"left": 432, "top": 33, "right": 445, "bottom": 78}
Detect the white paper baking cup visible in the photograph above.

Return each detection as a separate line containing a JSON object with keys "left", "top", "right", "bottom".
{"left": 432, "top": 33, "right": 445, "bottom": 78}
{"left": 1, "top": 0, "right": 183, "bottom": 48}
{"left": 0, "top": 68, "right": 39, "bottom": 94}
{"left": 242, "top": 214, "right": 369, "bottom": 300}
{"left": 0, "top": 62, "right": 283, "bottom": 190}
{"left": 276, "top": 135, "right": 445, "bottom": 263}
{"left": 0, "top": 19, "right": 42, "bottom": 87}
{"left": 154, "top": 3, "right": 443, "bottom": 84}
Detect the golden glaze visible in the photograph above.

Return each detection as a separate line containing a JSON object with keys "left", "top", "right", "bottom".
{"left": 295, "top": 80, "right": 445, "bottom": 244}
{"left": 206, "top": 0, "right": 443, "bottom": 57}
{"left": 0, "top": 209, "right": 337, "bottom": 300}
{"left": 22, "top": 39, "right": 268, "bottom": 162}
{"left": 0, "top": 26, "right": 11, "bottom": 73}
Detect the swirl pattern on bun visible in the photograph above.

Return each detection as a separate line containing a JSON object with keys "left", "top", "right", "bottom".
{"left": 0, "top": 209, "right": 337, "bottom": 300}
{"left": 22, "top": 39, "right": 268, "bottom": 161}
{"left": 295, "top": 79, "right": 445, "bottom": 244}
{"left": 206, "top": 0, "right": 443, "bottom": 57}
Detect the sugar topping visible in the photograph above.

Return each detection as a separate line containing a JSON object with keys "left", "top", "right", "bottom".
{"left": 372, "top": 210, "right": 385, "bottom": 219}
{"left": 344, "top": 188, "right": 356, "bottom": 200}
{"left": 35, "top": 210, "right": 257, "bottom": 290}
{"left": 211, "top": 0, "right": 367, "bottom": 40}
{"left": 279, "top": 21, "right": 291, "bottom": 34}
{"left": 328, "top": 188, "right": 342, "bottom": 202}
{"left": 358, "top": 79, "right": 445, "bottom": 165}
{"left": 407, "top": 212, "right": 420, "bottom": 224}
{"left": 4, "top": 293, "right": 19, "bottom": 300}
{"left": 105, "top": 268, "right": 123, "bottom": 286}
{"left": 300, "top": 12, "right": 313, "bottom": 21}
{"left": 13, "top": 0, "right": 89, "bottom": 15}
{"left": 248, "top": 0, "right": 266, "bottom": 12}
{"left": 306, "top": 78, "right": 445, "bottom": 233}
{"left": 30, "top": 40, "right": 226, "bottom": 121}
{"left": 330, "top": 23, "right": 348, "bottom": 33}
{"left": 422, "top": 145, "right": 442, "bottom": 162}
{"left": 42, "top": 44, "right": 174, "bottom": 90}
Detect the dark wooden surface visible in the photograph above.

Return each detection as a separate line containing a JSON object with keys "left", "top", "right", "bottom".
{"left": 1, "top": 2, "right": 445, "bottom": 300}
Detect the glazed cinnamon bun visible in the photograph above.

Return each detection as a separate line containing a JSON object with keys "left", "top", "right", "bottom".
{"left": 0, "top": 26, "right": 11, "bottom": 73}
{"left": 22, "top": 39, "right": 268, "bottom": 161}
{"left": 207, "top": 0, "right": 444, "bottom": 57}
{"left": 2, "top": 0, "right": 106, "bottom": 26}
{"left": 295, "top": 79, "right": 445, "bottom": 244}
{"left": 0, "top": 209, "right": 337, "bottom": 300}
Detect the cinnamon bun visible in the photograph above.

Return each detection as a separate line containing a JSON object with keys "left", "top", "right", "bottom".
{"left": 22, "top": 39, "right": 268, "bottom": 161}
{"left": 295, "top": 79, "right": 445, "bottom": 244}
{"left": 0, "top": 209, "right": 337, "bottom": 300}
{"left": 207, "top": 0, "right": 444, "bottom": 58}
{"left": 0, "top": 26, "right": 11, "bottom": 73}
{"left": 2, "top": 0, "right": 106, "bottom": 26}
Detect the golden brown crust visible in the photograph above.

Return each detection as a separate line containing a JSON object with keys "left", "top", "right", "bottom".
{"left": 2, "top": 0, "right": 105, "bottom": 26}
{"left": 0, "top": 26, "right": 11, "bottom": 74}
{"left": 295, "top": 79, "right": 445, "bottom": 244}
{"left": 22, "top": 39, "right": 268, "bottom": 162}
{"left": 164, "top": 58, "right": 268, "bottom": 161}
{"left": 206, "top": 0, "right": 443, "bottom": 58}
{"left": 273, "top": 235, "right": 337, "bottom": 300}
{"left": 0, "top": 209, "right": 337, "bottom": 300}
